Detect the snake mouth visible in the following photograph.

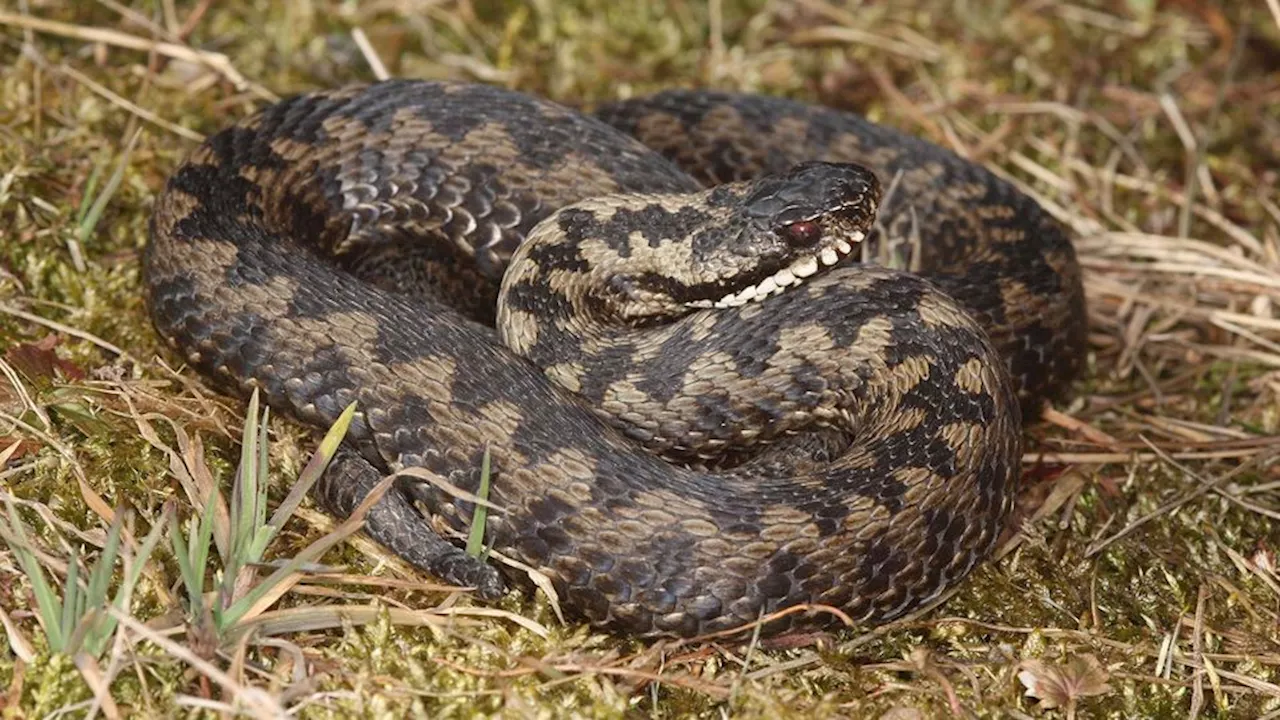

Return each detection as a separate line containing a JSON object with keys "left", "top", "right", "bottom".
{"left": 685, "top": 229, "right": 865, "bottom": 310}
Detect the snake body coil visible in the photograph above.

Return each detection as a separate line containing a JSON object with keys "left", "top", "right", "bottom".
{"left": 144, "top": 80, "right": 1086, "bottom": 638}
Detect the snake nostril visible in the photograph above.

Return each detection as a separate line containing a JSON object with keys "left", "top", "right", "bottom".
{"left": 780, "top": 220, "right": 822, "bottom": 247}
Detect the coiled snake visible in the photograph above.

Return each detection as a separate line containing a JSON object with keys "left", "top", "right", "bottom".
{"left": 143, "top": 80, "right": 1086, "bottom": 638}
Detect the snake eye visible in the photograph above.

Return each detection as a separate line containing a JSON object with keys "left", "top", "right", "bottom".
{"left": 780, "top": 220, "right": 821, "bottom": 247}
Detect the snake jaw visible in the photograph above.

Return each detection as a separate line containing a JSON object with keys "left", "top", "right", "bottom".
{"left": 675, "top": 161, "right": 879, "bottom": 311}
{"left": 684, "top": 229, "right": 864, "bottom": 310}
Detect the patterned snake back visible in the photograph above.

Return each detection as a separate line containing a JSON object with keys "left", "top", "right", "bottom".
{"left": 143, "top": 80, "right": 1086, "bottom": 638}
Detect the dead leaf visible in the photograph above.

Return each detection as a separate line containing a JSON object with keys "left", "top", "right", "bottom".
{"left": 0, "top": 437, "right": 41, "bottom": 462}
{"left": 5, "top": 334, "right": 86, "bottom": 382}
{"left": 1018, "top": 654, "right": 1112, "bottom": 712}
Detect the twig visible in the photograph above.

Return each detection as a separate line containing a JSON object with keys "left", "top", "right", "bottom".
{"left": 1084, "top": 439, "right": 1272, "bottom": 558}
{"left": 0, "top": 10, "right": 276, "bottom": 101}
{"left": 351, "top": 28, "right": 389, "bottom": 81}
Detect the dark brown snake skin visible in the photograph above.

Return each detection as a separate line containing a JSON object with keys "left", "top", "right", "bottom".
{"left": 143, "top": 79, "right": 1087, "bottom": 639}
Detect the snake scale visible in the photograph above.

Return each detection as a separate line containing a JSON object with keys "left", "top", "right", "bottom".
{"left": 143, "top": 79, "right": 1087, "bottom": 638}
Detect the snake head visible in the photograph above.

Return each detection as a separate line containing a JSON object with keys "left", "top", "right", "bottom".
{"left": 614, "top": 161, "right": 882, "bottom": 318}
{"left": 707, "top": 161, "right": 880, "bottom": 304}
{"left": 499, "top": 161, "right": 882, "bottom": 332}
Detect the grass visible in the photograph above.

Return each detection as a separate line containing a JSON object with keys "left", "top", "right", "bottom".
{"left": 0, "top": 483, "right": 163, "bottom": 661}
{"left": 1, "top": 0, "right": 1278, "bottom": 717}
{"left": 166, "top": 389, "right": 360, "bottom": 641}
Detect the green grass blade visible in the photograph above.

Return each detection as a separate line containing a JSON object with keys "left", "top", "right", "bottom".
{"left": 169, "top": 521, "right": 198, "bottom": 608}
{"left": 75, "top": 161, "right": 104, "bottom": 223}
{"left": 219, "top": 481, "right": 384, "bottom": 629}
{"left": 66, "top": 608, "right": 103, "bottom": 659}
{"left": 78, "top": 137, "right": 135, "bottom": 245}
{"left": 252, "top": 404, "right": 271, "bottom": 559}
{"left": 84, "top": 507, "right": 170, "bottom": 658}
{"left": 170, "top": 498, "right": 210, "bottom": 617}
{"left": 122, "top": 508, "right": 169, "bottom": 594}
{"left": 59, "top": 545, "right": 81, "bottom": 652}
{"left": 2, "top": 498, "right": 66, "bottom": 652}
{"left": 235, "top": 390, "right": 262, "bottom": 555}
{"left": 217, "top": 401, "right": 363, "bottom": 630}
{"left": 465, "top": 445, "right": 492, "bottom": 558}
{"left": 223, "top": 389, "right": 262, "bottom": 602}
{"left": 258, "top": 401, "right": 358, "bottom": 555}
{"left": 84, "top": 510, "right": 125, "bottom": 611}
{"left": 192, "top": 491, "right": 215, "bottom": 596}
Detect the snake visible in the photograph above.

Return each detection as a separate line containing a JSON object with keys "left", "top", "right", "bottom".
{"left": 142, "top": 79, "right": 1087, "bottom": 639}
